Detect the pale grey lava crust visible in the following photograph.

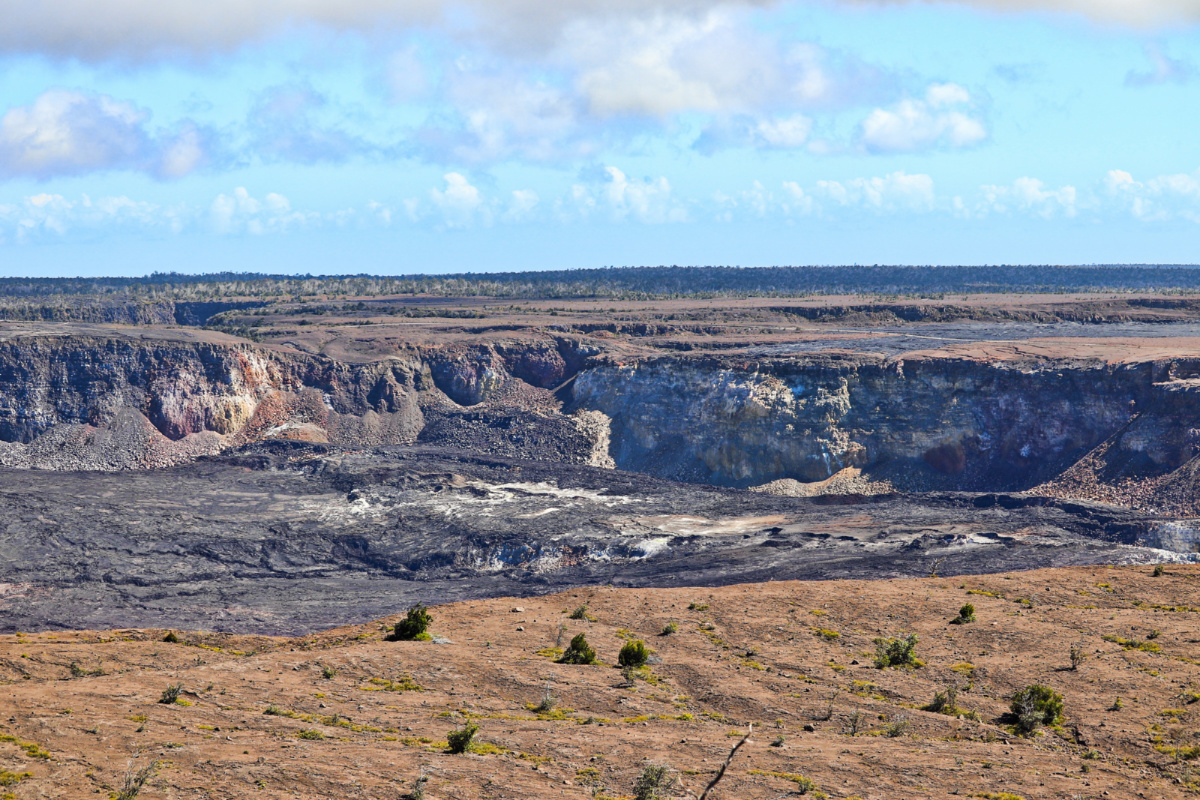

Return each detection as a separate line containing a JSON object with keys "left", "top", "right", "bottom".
{"left": 0, "top": 443, "right": 1177, "bottom": 635}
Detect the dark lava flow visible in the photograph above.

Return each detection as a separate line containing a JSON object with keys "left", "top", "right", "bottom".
{"left": 0, "top": 443, "right": 1182, "bottom": 635}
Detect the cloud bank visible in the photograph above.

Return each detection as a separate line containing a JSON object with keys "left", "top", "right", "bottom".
{"left": 1, "top": 0, "right": 1194, "bottom": 62}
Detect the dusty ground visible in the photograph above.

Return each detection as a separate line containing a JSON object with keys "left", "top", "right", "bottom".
{"left": 4, "top": 565, "right": 1200, "bottom": 800}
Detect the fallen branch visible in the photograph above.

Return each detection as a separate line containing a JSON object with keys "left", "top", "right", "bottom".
{"left": 696, "top": 723, "right": 752, "bottom": 800}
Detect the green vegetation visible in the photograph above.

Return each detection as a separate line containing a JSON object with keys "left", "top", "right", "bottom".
{"left": 1069, "top": 641, "right": 1088, "bottom": 670}
{"left": 158, "top": 684, "right": 183, "bottom": 704}
{"left": 1102, "top": 634, "right": 1160, "bottom": 653}
{"left": 1154, "top": 564, "right": 1166, "bottom": 577}
{"left": 873, "top": 634, "right": 920, "bottom": 669}
{"left": 296, "top": 729, "right": 325, "bottom": 740}
{"left": 950, "top": 603, "right": 976, "bottom": 624}
{"left": 568, "top": 604, "right": 595, "bottom": 621}
{"left": 632, "top": 764, "right": 674, "bottom": 800}
{"left": 392, "top": 603, "right": 433, "bottom": 641}
{"left": 162, "top": 631, "right": 180, "bottom": 643}
{"left": 446, "top": 723, "right": 479, "bottom": 754}
{"left": 618, "top": 640, "right": 652, "bottom": 668}
{"left": 558, "top": 633, "right": 598, "bottom": 665}
{"left": 660, "top": 622, "right": 678, "bottom": 636}
{"left": 1011, "top": 685, "right": 1063, "bottom": 735}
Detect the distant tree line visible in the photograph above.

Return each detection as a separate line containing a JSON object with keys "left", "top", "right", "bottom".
{"left": 4, "top": 265, "right": 1200, "bottom": 301}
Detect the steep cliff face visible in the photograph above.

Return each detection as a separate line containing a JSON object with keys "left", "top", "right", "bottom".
{"left": 0, "top": 329, "right": 615, "bottom": 471}
{"left": 571, "top": 354, "right": 1200, "bottom": 492}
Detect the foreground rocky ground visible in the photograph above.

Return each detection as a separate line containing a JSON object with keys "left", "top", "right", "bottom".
{"left": 3, "top": 566, "right": 1200, "bottom": 800}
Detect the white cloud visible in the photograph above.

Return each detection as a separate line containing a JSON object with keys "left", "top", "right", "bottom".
{"left": 979, "top": 177, "right": 1077, "bottom": 218}
{"left": 0, "top": 89, "right": 213, "bottom": 179}
{"left": 210, "top": 187, "right": 315, "bottom": 234}
{"left": 0, "top": 192, "right": 184, "bottom": 243}
{"left": 603, "top": 166, "right": 687, "bottom": 223}
{"left": 430, "top": 172, "right": 489, "bottom": 227}
{"left": 505, "top": 189, "right": 540, "bottom": 221}
{"left": 1106, "top": 168, "right": 1200, "bottom": 221}
{"left": 2, "top": 0, "right": 1196, "bottom": 64}
{"left": 860, "top": 83, "right": 986, "bottom": 153}
{"left": 816, "top": 171, "right": 936, "bottom": 212}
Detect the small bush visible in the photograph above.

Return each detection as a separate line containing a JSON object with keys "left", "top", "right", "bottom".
{"left": 114, "top": 760, "right": 160, "bottom": 800}
{"left": 320, "top": 664, "right": 337, "bottom": 680}
{"left": 1069, "top": 641, "right": 1088, "bottom": 671}
{"left": 925, "top": 685, "right": 960, "bottom": 715}
{"left": 558, "top": 633, "right": 597, "bottom": 665}
{"left": 1011, "top": 684, "right": 1063, "bottom": 734}
{"left": 568, "top": 604, "right": 591, "bottom": 620}
{"left": 296, "top": 729, "right": 324, "bottom": 740}
{"left": 950, "top": 603, "right": 976, "bottom": 625}
{"left": 405, "top": 775, "right": 428, "bottom": 800}
{"left": 660, "top": 622, "right": 678, "bottom": 635}
{"left": 633, "top": 764, "right": 674, "bottom": 800}
{"left": 883, "top": 715, "right": 910, "bottom": 738}
{"left": 618, "top": 639, "right": 651, "bottom": 668}
{"left": 446, "top": 723, "right": 479, "bottom": 754}
{"left": 1154, "top": 564, "right": 1166, "bottom": 577}
{"left": 263, "top": 704, "right": 286, "bottom": 715}
{"left": 688, "top": 602, "right": 709, "bottom": 611}
{"left": 532, "top": 691, "right": 557, "bottom": 714}
{"left": 158, "top": 684, "right": 183, "bottom": 704}
{"left": 873, "top": 633, "right": 919, "bottom": 669}
{"left": 392, "top": 603, "right": 433, "bottom": 641}
{"left": 162, "top": 631, "right": 180, "bottom": 643}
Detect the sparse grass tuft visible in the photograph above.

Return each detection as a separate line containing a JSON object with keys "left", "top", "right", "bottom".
{"left": 114, "top": 760, "right": 160, "bottom": 800}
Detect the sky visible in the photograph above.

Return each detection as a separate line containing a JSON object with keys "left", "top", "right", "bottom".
{"left": 1, "top": 0, "right": 1199, "bottom": 276}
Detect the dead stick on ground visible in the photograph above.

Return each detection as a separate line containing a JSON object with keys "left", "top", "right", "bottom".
{"left": 696, "top": 723, "right": 752, "bottom": 800}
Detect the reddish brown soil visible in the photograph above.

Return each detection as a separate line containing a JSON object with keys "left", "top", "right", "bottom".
{"left": 4, "top": 566, "right": 1200, "bottom": 800}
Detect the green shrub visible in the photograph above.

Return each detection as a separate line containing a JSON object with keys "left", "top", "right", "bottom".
{"left": 925, "top": 685, "right": 959, "bottom": 715}
{"left": 158, "top": 684, "right": 183, "bottom": 704}
{"left": 1069, "top": 641, "right": 1087, "bottom": 670}
{"left": 296, "top": 729, "right": 324, "bottom": 740}
{"left": 660, "top": 622, "right": 678, "bottom": 635}
{"left": 392, "top": 604, "right": 432, "bottom": 641}
{"left": 1154, "top": 564, "right": 1166, "bottom": 577}
{"left": 446, "top": 723, "right": 479, "bottom": 754}
{"left": 633, "top": 764, "right": 674, "bottom": 800}
{"left": 873, "top": 634, "right": 919, "bottom": 669}
{"left": 320, "top": 664, "right": 337, "bottom": 679}
{"left": 162, "top": 631, "right": 180, "bottom": 643}
{"left": 950, "top": 603, "right": 976, "bottom": 625}
{"left": 558, "top": 633, "right": 598, "bottom": 664}
{"left": 568, "top": 604, "right": 592, "bottom": 620}
{"left": 618, "top": 639, "right": 651, "bottom": 668}
{"left": 1011, "top": 684, "right": 1063, "bottom": 734}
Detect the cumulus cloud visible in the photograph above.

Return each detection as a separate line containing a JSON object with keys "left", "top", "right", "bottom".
{"left": 210, "top": 187, "right": 316, "bottom": 234}
{"left": 602, "top": 166, "right": 687, "bottom": 223}
{"left": 693, "top": 114, "right": 814, "bottom": 153}
{"left": 860, "top": 83, "right": 986, "bottom": 153}
{"left": 568, "top": 14, "right": 882, "bottom": 118}
{"left": 1125, "top": 43, "right": 1193, "bottom": 86}
{"left": 1106, "top": 168, "right": 1200, "bottom": 221}
{"left": 978, "top": 177, "right": 1077, "bottom": 218}
{"left": 429, "top": 172, "right": 489, "bottom": 227}
{"left": 816, "top": 171, "right": 936, "bottom": 212}
{"left": 0, "top": 89, "right": 214, "bottom": 180}
{"left": 0, "top": 192, "right": 186, "bottom": 243}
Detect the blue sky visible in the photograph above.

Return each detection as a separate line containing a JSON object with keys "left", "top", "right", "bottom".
{"left": 1, "top": 0, "right": 1198, "bottom": 276}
